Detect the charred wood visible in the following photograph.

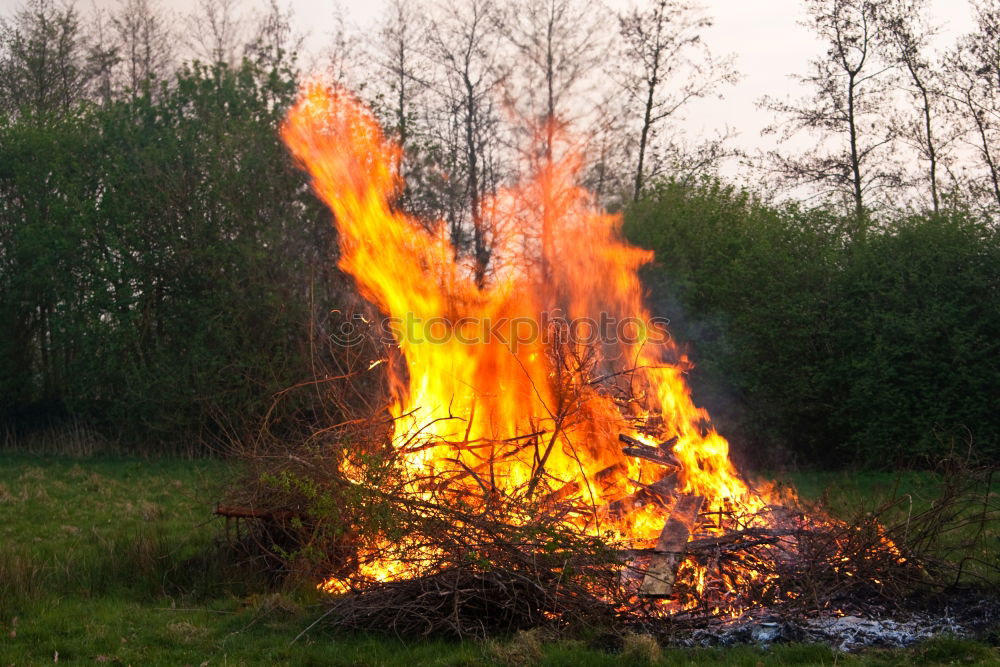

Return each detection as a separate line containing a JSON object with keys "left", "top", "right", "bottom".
{"left": 640, "top": 494, "right": 704, "bottom": 597}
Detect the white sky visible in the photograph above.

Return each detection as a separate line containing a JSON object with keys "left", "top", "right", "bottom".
{"left": 672, "top": 1, "right": 974, "bottom": 159}
{"left": 1, "top": 0, "right": 978, "bottom": 161}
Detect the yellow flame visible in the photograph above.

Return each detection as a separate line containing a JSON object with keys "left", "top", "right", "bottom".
{"left": 282, "top": 82, "right": 773, "bottom": 595}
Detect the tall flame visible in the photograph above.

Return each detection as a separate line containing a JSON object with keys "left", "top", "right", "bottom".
{"left": 282, "top": 83, "right": 765, "bottom": 585}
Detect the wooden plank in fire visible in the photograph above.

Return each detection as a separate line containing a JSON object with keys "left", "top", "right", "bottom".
{"left": 600, "top": 473, "right": 677, "bottom": 519}
{"left": 539, "top": 463, "right": 626, "bottom": 507}
{"left": 639, "top": 494, "right": 704, "bottom": 597}
{"left": 619, "top": 434, "right": 680, "bottom": 468}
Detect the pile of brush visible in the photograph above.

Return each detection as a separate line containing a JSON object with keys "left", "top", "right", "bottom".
{"left": 217, "top": 425, "right": 998, "bottom": 639}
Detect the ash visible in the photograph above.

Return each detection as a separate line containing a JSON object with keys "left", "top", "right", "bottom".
{"left": 684, "top": 607, "right": 989, "bottom": 652}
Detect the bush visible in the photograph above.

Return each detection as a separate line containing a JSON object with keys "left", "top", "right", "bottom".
{"left": 0, "top": 60, "right": 345, "bottom": 453}
{"left": 624, "top": 178, "right": 999, "bottom": 468}
{"left": 829, "top": 213, "right": 1000, "bottom": 465}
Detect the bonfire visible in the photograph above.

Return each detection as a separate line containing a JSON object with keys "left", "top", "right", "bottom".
{"left": 219, "top": 82, "right": 993, "bottom": 639}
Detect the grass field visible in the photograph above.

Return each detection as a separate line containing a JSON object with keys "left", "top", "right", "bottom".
{"left": 0, "top": 454, "right": 996, "bottom": 665}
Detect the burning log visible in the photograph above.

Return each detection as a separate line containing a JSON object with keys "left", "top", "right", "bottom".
{"left": 613, "top": 528, "right": 800, "bottom": 559}
{"left": 621, "top": 445, "right": 679, "bottom": 468}
{"left": 684, "top": 527, "right": 797, "bottom": 553}
{"left": 539, "top": 463, "right": 626, "bottom": 508}
{"left": 639, "top": 494, "right": 705, "bottom": 597}
{"left": 618, "top": 434, "right": 680, "bottom": 468}
{"left": 599, "top": 473, "right": 678, "bottom": 520}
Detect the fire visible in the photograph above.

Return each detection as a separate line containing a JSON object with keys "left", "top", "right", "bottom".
{"left": 282, "top": 83, "right": 770, "bottom": 598}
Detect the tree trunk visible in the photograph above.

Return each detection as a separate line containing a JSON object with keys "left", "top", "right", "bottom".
{"left": 847, "top": 71, "right": 866, "bottom": 227}
{"left": 464, "top": 75, "right": 487, "bottom": 287}
{"left": 908, "top": 62, "right": 939, "bottom": 213}
{"left": 634, "top": 68, "right": 659, "bottom": 202}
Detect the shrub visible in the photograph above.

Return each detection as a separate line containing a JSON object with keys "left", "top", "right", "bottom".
{"left": 624, "top": 178, "right": 999, "bottom": 467}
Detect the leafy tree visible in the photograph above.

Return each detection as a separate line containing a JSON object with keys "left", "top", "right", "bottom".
{"left": 0, "top": 55, "right": 340, "bottom": 450}
{"left": 624, "top": 178, "right": 841, "bottom": 466}
{"left": 828, "top": 212, "right": 1000, "bottom": 464}
{"left": 625, "top": 178, "right": 999, "bottom": 467}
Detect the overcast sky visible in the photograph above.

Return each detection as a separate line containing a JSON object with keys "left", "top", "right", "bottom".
{"left": 1, "top": 0, "right": 979, "bottom": 162}
{"left": 657, "top": 0, "right": 974, "bottom": 156}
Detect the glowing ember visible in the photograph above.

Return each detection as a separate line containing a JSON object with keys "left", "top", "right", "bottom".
{"left": 281, "top": 83, "right": 776, "bottom": 603}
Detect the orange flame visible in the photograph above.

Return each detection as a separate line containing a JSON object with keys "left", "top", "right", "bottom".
{"left": 282, "top": 83, "right": 768, "bottom": 589}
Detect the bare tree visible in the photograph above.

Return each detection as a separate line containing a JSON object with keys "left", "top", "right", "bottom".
{"left": 111, "top": 0, "right": 173, "bottom": 94}
{"left": 498, "top": 0, "right": 607, "bottom": 280}
{"left": 371, "top": 0, "right": 439, "bottom": 219}
{"left": 377, "top": 0, "right": 429, "bottom": 149}
{"left": 875, "top": 0, "right": 956, "bottom": 213}
{"left": 185, "top": 0, "right": 245, "bottom": 66}
{"left": 500, "top": 0, "right": 607, "bottom": 156}
{"left": 762, "top": 0, "right": 897, "bottom": 228}
{"left": 941, "top": 0, "right": 1000, "bottom": 211}
{"left": 320, "top": 3, "right": 363, "bottom": 88}
{"left": 0, "top": 0, "right": 90, "bottom": 115}
{"left": 617, "top": 0, "right": 738, "bottom": 201}
{"left": 581, "top": 93, "right": 632, "bottom": 204}
{"left": 245, "top": 0, "right": 300, "bottom": 73}
{"left": 86, "top": 4, "right": 119, "bottom": 105}
{"left": 426, "top": 0, "right": 507, "bottom": 286}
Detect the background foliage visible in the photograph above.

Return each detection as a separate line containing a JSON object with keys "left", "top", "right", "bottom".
{"left": 0, "top": 0, "right": 997, "bottom": 468}
{"left": 624, "top": 180, "right": 999, "bottom": 467}
{"left": 0, "top": 59, "right": 343, "bottom": 451}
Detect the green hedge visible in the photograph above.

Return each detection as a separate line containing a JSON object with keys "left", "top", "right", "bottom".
{"left": 624, "top": 179, "right": 999, "bottom": 468}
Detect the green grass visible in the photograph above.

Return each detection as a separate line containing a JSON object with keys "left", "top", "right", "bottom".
{"left": 776, "top": 469, "right": 1000, "bottom": 585}
{"left": 0, "top": 454, "right": 239, "bottom": 614}
{"left": 0, "top": 454, "right": 226, "bottom": 558}
{"left": 0, "top": 454, "right": 996, "bottom": 665}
